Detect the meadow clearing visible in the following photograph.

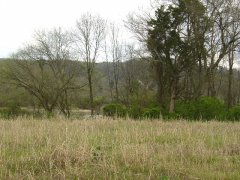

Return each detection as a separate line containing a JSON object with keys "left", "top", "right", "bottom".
{"left": 0, "top": 117, "right": 239, "bottom": 179}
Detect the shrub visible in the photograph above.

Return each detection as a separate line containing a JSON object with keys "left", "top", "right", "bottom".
{"left": 227, "top": 106, "right": 240, "bottom": 121}
{"left": 128, "top": 105, "right": 144, "bottom": 119}
{"left": 194, "top": 97, "right": 226, "bottom": 120}
{"left": 174, "top": 101, "right": 196, "bottom": 120}
{"left": 103, "top": 103, "right": 127, "bottom": 118}
{"left": 93, "top": 96, "right": 105, "bottom": 107}
{"left": 7, "top": 103, "right": 21, "bottom": 116}
{"left": 143, "top": 107, "right": 162, "bottom": 119}
{"left": 0, "top": 103, "right": 30, "bottom": 119}
{"left": 0, "top": 108, "right": 8, "bottom": 118}
{"left": 174, "top": 97, "right": 226, "bottom": 120}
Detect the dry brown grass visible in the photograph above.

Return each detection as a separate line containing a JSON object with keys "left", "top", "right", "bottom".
{"left": 0, "top": 117, "right": 239, "bottom": 179}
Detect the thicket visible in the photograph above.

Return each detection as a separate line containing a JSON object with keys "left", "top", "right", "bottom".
{"left": 103, "top": 103, "right": 127, "bottom": 118}
{"left": 103, "top": 97, "right": 240, "bottom": 121}
{"left": 173, "top": 97, "right": 226, "bottom": 120}
{"left": 0, "top": 103, "right": 30, "bottom": 119}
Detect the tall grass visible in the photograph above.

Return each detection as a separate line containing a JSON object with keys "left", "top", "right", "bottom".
{"left": 0, "top": 117, "right": 239, "bottom": 179}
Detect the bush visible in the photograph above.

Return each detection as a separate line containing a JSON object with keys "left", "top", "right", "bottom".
{"left": 93, "top": 96, "right": 105, "bottom": 107}
{"left": 103, "top": 103, "right": 127, "bottom": 118}
{"left": 174, "top": 97, "right": 226, "bottom": 120}
{"left": 128, "top": 105, "right": 144, "bottom": 119}
{"left": 174, "top": 101, "right": 196, "bottom": 119}
{"left": 0, "top": 103, "right": 30, "bottom": 119}
{"left": 227, "top": 106, "right": 240, "bottom": 121}
{"left": 7, "top": 103, "right": 21, "bottom": 116}
{"left": 143, "top": 107, "right": 162, "bottom": 119}
{"left": 194, "top": 97, "right": 226, "bottom": 120}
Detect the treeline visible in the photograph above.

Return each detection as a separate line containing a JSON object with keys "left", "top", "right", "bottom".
{"left": 0, "top": 58, "right": 154, "bottom": 118}
{"left": 125, "top": 0, "right": 240, "bottom": 118}
{"left": 1, "top": 0, "right": 240, "bottom": 120}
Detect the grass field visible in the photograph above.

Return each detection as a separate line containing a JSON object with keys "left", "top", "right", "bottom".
{"left": 0, "top": 118, "right": 240, "bottom": 179}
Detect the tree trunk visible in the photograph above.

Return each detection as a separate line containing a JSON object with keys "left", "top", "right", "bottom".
{"left": 196, "top": 58, "right": 204, "bottom": 98}
{"left": 88, "top": 69, "right": 94, "bottom": 116}
{"left": 227, "top": 49, "right": 234, "bottom": 108}
{"left": 227, "top": 67, "right": 233, "bottom": 108}
{"left": 106, "top": 61, "right": 114, "bottom": 102}
{"left": 169, "top": 82, "right": 176, "bottom": 113}
{"left": 113, "top": 63, "right": 119, "bottom": 102}
{"left": 60, "top": 90, "right": 70, "bottom": 118}
{"left": 115, "top": 79, "right": 119, "bottom": 102}
{"left": 207, "top": 68, "right": 216, "bottom": 97}
{"left": 156, "top": 62, "right": 165, "bottom": 106}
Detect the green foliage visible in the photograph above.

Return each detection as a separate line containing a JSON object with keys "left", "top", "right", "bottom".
{"left": 128, "top": 105, "right": 144, "bottom": 119}
{"left": 93, "top": 96, "right": 105, "bottom": 107}
{"left": 174, "top": 101, "right": 196, "bottom": 119}
{"left": 174, "top": 97, "right": 226, "bottom": 120}
{"left": 143, "top": 107, "right": 162, "bottom": 119}
{"left": 194, "top": 97, "right": 226, "bottom": 120}
{"left": 227, "top": 106, "right": 240, "bottom": 121}
{"left": 46, "top": 111, "right": 54, "bottom": 119}
{"left": 7, "top": 103, "right": 21, "bottom": 116}
{"left": 103, "top": 103, "right": 127, "bottom": 118}
{"left": 0, "top": 103, "right": 30, "bottom": 119}
{"left": 104, "top": 103, "right": 163, "bottom": 120}
{"left": 77, "top": 96, "right": 105, "bottom": 110}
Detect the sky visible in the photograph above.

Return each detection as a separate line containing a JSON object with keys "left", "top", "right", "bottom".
{"left": 0, "top": 0, "right": 151, "bottom": 58}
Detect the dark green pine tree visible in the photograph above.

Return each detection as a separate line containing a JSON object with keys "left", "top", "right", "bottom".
{"left": 147, "top": 0, "right": 204, "bottom": 112}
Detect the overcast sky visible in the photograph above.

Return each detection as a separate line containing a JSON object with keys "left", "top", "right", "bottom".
{"left": 0, "top": 0, "right": 151, "bottom": 58}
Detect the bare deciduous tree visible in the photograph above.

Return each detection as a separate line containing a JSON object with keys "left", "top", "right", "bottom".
{"left": 203, "top": 0, "right": 240, "bottom": 97}
{"left": 74, "top": 14, "right": 106, "bottom": 115}
{"left": 105, "top": 23, "right": 123, "bottom": 102}
{"left": 6, "top": 28, "right": 81, "bottom": 116}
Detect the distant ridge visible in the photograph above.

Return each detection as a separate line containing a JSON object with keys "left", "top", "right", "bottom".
{"left": 0, "top": 58, "right": 10, "bottom": 61}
